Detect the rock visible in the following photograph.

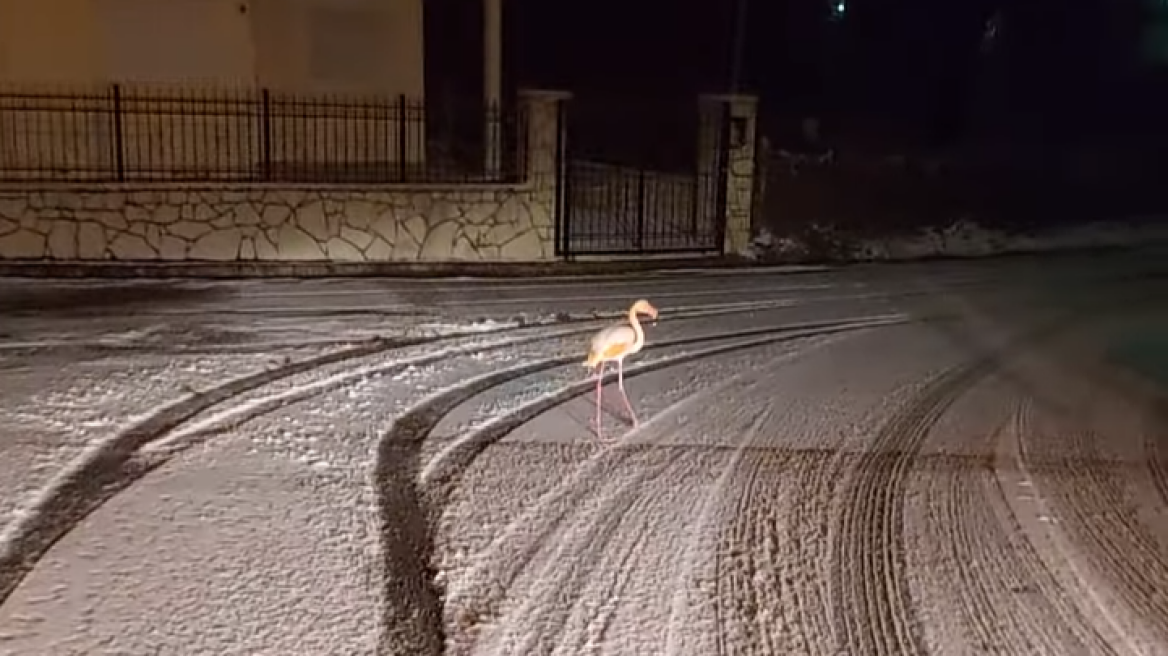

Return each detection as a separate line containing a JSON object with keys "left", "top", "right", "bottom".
{"left": 500, "top": 229, "right": 543, "bottom": 260}
{"left": 254, "top": 233, "right": 279, "bottom": 260}
{"left": 158, "top": 235, "right": 187, "bottom": 260}
{"left": 344, "top": 200, "right": 381, "bottom": 229}
{"left": 261, "top": 204, "right": 291, "bottom": 227}
{"left": 47, "top": 221, "right": 78, "bottom": 259}
{"left": 0, "top": 187, "right": 558, "bottom": 264}
{"left": 369, "top": 209, "right": 398, "bottom": 244}
{"left": 297, "top": 201, "right": 330, "bottom": 241}
{"left": 152, "top": 204, "right": 181, "bottom": 225}
{"left": 0, "top": 198, "right": 28, "bottom": 223}
{"left": 191, "top": 228, "right": 243, "bottom": 261}
{"left": 78, "top": 223, "right": 106, "bottom": 259}
{"left": 400, "top": 215, "right": 426, "bottom": 249}
{"left": 419, "top": 220, "right": 458, "bottom": 260}
{"left": 366, "top": 237, "right": 393, "bottom": 261}
{"left": 326, "top": 238, "right": 364, "bottom": 261}
{"left": 169, "top": 220, "right": 213, "bottom": 240}
{"left": 108, "top": 233, "right": 155, "bottom": 260}
{"left": 0, "top": 229, "right": 47, "bottom": 258}
{"left": 275, "top": 225, "right": 326, "bottom": 260}
{"left": 341, "top": 226, "right": 373, "bottom": 251}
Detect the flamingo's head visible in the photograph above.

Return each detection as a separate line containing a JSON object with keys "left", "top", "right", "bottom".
{"left": 631, "top": 299, "right": 659, "bottom": 324}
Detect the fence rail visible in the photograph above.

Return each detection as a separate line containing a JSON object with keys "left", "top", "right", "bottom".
{"left": 0, "top": 84, "right": 526, "bottom": 184}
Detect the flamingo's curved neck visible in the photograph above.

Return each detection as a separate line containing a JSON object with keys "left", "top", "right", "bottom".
{"left": 627, "top": 306, "right": 645, "bottom": 352}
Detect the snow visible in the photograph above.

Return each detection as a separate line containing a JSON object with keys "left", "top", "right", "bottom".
{"left": 748, "top": 217, "right": 1168, "bottom": 262}
{"left": 1, "top": 250, "right": 1167, "bottom": 655}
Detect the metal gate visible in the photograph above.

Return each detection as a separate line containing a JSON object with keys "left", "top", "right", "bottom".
{"left": 555, "top": 97, "right": 731, "bottom": 257}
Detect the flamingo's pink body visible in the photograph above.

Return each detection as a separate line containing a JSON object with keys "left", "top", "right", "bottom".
{"left": 583, "top": 299, "right": 659, "bottom": 440}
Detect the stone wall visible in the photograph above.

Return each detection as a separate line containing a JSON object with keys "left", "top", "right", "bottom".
{"left": 698, "top": 94, "right": 758, "bottom": 257}
{"left": 0, "top": 89, "right": 568, "bottom": 265}
{"left": 0, "top": 185, "right": 550, "bottom": 262}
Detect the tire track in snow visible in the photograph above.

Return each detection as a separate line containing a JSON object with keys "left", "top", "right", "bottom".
{"left": 715, "top": 450, "right": 786, "bottom": 656}
{"left": 554, "top": 341, "right": 853, "bottom": 656}
{"left": 1137, "top": 394, "right": 1168, "bottom": 533}
{"left": 831, "top": 352, "right": 1004, "bottom": 653}
{"left": 825, "top": 301, "right": 1120, "bottom": 656}
{"left": 827, "top": 339, "right": 1050, "bottom": 654}
{"left": 662, "top": 404, "right": 779, "bottom": 656}
{"left": 0, "top": 333, "right": 422, "bottom": 606}
{"left": 439, "top": 364, "right": 794, "bottom": 648}
{"left": 382, "top": 318, "right": 900, "bottom": 655}
{"left": 1022, "top": 402, "right": 1168, "bottom": 648}
{"left": 1004, "top": 401, "right": 1143, "bottom": 654}
{"left": 829, "top": 356, "right": 998, "bottom": 656}
{"left": 930, "top": 408, "right": 1118, "bottom": 655}
{"left": 478, "top": 451, "right": 712, "bottom": 656}
{"left": 419, "top": 314, "right": 909, "bottom": 495}
{"left": 0, "top": 312, "right": 634, "bottom": 609}
{"left": 0, "top": 297, "right": 799, "bottom": 612}
{"left": 708, "top": 431, "right": 820, "bottom": 656}
{"left": 789, "top": 451, "right": 845, "bottom": 656}
{"left": 456, "top": 357, "right": 825, "bottom": 656}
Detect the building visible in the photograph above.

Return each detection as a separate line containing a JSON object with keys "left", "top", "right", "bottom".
{"left": 0, "top": 0, "right": 512, "bottom": 182}
{"left": 0, "top": 0, "right": 424, "bottom": 96}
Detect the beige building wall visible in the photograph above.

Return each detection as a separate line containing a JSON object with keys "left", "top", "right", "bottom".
{"left": 0, "top": 0, "right": 106, "bottom": 84}
{"left": 250, "top": 0, "right": 424, "bottom": 97}
{"left": 95, "top": 0, "right": 256, "bottom": 84}
{"left": 0, "top": 0, "right": 427, "bottom": 178}
{"left": 0, "top": 0, "right": 425, "bottom": 96}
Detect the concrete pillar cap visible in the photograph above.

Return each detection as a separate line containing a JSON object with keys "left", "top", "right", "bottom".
{"left": 518, "top": 89, "right": 573, "bottom": 102}
{"left": 699, "top": 93, "right": 759, "bottom": 106}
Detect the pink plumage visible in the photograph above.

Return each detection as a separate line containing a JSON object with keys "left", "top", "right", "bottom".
{"left": 583, "top": 299, "right": 659, "bottom": 441}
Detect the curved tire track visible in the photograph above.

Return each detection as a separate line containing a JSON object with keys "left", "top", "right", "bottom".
{"left": 478, "top": 452, "right": 707, "bottom": 656}
{"left": 662, "top": 405, "right": 778, "bottom": 656}
{"left": 830, "top": 359, "right": 994, "bottom": 655}
{"left": 0, "top": 298, "right": 831, "bottom": 632}
{"left": 437, "top": 366, "right": 808, "bottom": 655}
{"left": 827, "top": 309, "right": 1092, "bottom": 656}
{"left": 377, "top": 315, "right": 906, "bottom": 655}
{"left": 927, "top": 408, "right": 1119, "bottom": 654}
{"left": 0, "top": 333, "right": 426, "bottom": 605}
{"left": 1023, "top": 405, "right": 1168, "bottom": 645}
{"left": 456, "top": 359, "right": 822, "bottom": 655}
{"left": 0, "top": 312, "right": 635, "bottom": 608}
{"left": 420, "top": 314, "right": 909, "bottom": 496}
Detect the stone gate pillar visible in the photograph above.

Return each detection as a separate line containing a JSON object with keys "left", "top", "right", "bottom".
{"left": 518, "top": 89, "right": 571, "bottom": 259}
{"left": 698, "top": 94, "right": 759, "bottom": 257}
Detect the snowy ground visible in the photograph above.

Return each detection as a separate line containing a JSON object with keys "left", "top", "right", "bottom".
{"left": 748, "top": 217, "right": 1168, "bottom": 262}
{"left": 0, "top": 250, "right": 1167, "bottom": 656}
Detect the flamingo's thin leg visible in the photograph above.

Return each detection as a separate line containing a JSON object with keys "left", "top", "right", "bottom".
{"left": 593, "top": 361, "right": 606, "bottom": 439}
{"left": 617, "top": 358, "right": 638, "bottom": 427}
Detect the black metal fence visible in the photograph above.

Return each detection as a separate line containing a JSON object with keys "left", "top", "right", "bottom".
{"left": 557, "top": 98, "right": 730, "bottom": 256}
{"left": 0, "top": 84, "right": 526, "bottom": 183}
{"left": 567, "top": 96, "right": 703, "bottom": 173}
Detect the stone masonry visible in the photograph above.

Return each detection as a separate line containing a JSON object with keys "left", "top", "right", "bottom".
{"left": 0, "top": 90, "right": 569, "bottom": 265}
{"left": 0, "top": 187, "right": 551, "bottom": 262}
{"left": 698, "top": 94, "right": 759, "bottom": 257}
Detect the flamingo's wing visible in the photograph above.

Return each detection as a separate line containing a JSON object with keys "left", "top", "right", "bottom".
{"left": 589, "top": 325, "right": 637, "bottom": 360}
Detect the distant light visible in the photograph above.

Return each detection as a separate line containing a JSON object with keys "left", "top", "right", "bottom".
{"left": 830, "top": 0, "right": 846, "bottom": 20}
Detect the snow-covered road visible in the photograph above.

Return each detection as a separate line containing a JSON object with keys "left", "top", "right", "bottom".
{"left": 0, "top": 251, "right": 1167, "bottom": 655}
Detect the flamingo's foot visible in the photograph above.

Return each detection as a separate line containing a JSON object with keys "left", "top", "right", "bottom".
{"left": 588, "top": 418, "right": 618, "bottom": 444}
{"left": 622, "top": 405, "right": 640, "bottom": 428}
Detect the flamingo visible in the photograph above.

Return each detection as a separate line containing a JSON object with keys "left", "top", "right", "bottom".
{"left": 583, "top": 299, "right": 659, "bottom": 439}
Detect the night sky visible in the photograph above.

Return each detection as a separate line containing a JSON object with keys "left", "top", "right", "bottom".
{"left": 426, "top": 0, "right": 1168, "bottom": 148}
